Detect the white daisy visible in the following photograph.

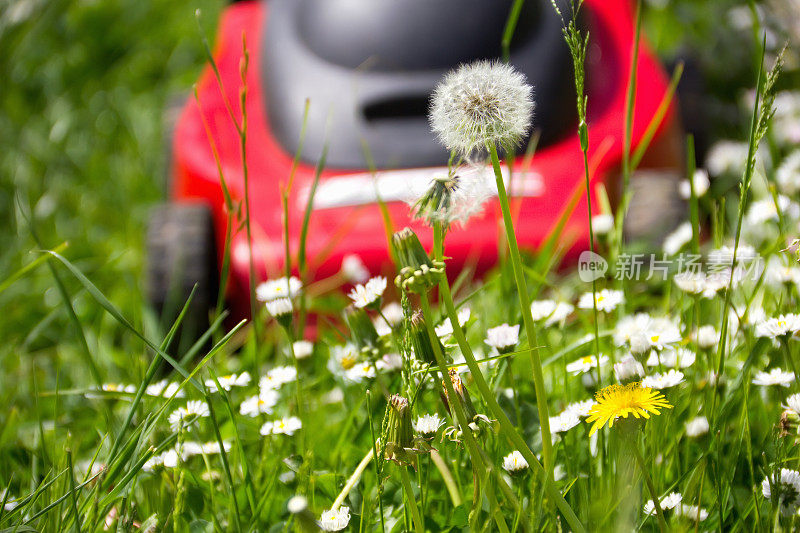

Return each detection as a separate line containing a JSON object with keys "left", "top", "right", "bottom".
{"left": 676, "top": 504, "right": 708, "bottom": 521}
{"left": 292, "top": 340, "right": 314, "bottom": 360}
{"left": 348, "top": 276, "right": 387, "bottom": 309}
{"left": 145, "top": 380, "right": 185, "bottom": 398}
{"left": 344, "top": 362, "right": 376, "bottom": 383}
{"left": 679, "top": 169, "right": 710, "bottom": 199}
{"left": 328, "top": 344, "right": 360, "bottom": 377}
{"left": 785, "top": 393, "right": 800, "bottom": 415}
{"left": 777, "top": 150, "right": 800, "bottom": 194}
{"left": 484, "top": 323, "right": 520, "bottom": 352}
{"left": 376, "top": 352, "right": 403, "bottom": 372}
{"left": 663, "top": 222, "right": 693, "bottom": 255}
{"left": 183, "top": 440, "right": 232, "bottom": 457}
{"left": 168, "top": 400, "right": 210, "bottom": 432}
{"left": 260, "top": 366, "right": 297, "bottom": 390}
{"left": 529, "top": 300, "right": 574, "bottom": 326}
{"left": 755, "top": 314, "right": 800, "bottom": 338}
{"left": 266, "top": 297, "right": 294, "bottom": 318}
{"left": 762, "top": 468, "right": 800, "bottom": 516}
{"left": 374, "top": 302, "right": 404, "bottom": 336}
{"left": 239, "top": 389, "right": 280, "bottom": 417}
{"left": 549, "top": 411, "right": 581, "bottom": 434}
{"left": 705, "top": 140, "right": 748, "bottom": 177}
{"left": 502, "top": 450, "right": 529, "bottom": 474}
{"left": 414, "top": 414, "right": 444, "bottom": 436}
{"left": 765, "top": 259, "right": 800, "bottom": 286}
{"left": 1, "top": 490, "right": 19, "bottom": 512}
{"left": 745, "top": 195, "right": 800, "bottom": 226}
{"left": 435, "top": 307, "right": 471, "bottom": 338}
{"left": 646, "top": 347, "right": 695, "bottom": 369}
{"left": 614, "top": 355, "right": 645, "bottom": 381}
{"left": 644, "top": 492, "right": 682, "bottom": 515}
{"left": 287, "top": 495, "right": 309, "bottom": 514}
{"left": 752, "top": 368, "right": 795, "bottom": 387}
{"left": 685, "top": 416, "right": 709, "bottom": 437}
{"left": 564, "top": 399, "right": 595, "bottom": 418}
{"left": 341, "top": 254, "right": 369, "bottom": 283}
{"left": 260, "top": 416, "right": 302, "bottom": 436}
{"left": 694, "top": 325, "right": 718, "bottom": 349}
{"left": 591, "top": 214, "right": 615, "bottom": 235}
{"left": 641, "top": 369, "right": 685, "bottom": 390}
{"left": 100, "top": 383, "right": 136, "bottom": 394}
{"left": 566, "top": 354, "right": 609, "bottom": 375}
{"left": 206, "top": 372, "right": 251, "bottom": 393}
{"left": 256, "top": 276, "right": 302, "bottom": 302}
{"left": 319, "top": 506, "right": 351, "bottom": 531}
{"left": 645, "top": 318, "right": 682, "bottom": 351}
{"left": 577, "top": 289, "right": 624, "bottom": 313}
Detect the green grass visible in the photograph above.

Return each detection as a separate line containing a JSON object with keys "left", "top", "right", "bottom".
{"left": 2, "top": 0, "right": 800, "bottom": 531}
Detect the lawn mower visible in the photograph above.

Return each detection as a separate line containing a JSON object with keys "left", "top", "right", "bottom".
{"left": 147, "top": 0, "right": 686, "bottom": 330}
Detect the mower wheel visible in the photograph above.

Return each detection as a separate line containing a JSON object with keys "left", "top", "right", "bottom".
{"left": 624, "top": 169, "right": 687, "bottom": 248}
{"left": 146, "top": 203, "right": 218, "bottom": 347}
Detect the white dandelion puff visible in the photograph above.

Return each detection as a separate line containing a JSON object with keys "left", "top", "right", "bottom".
{"left": 430, "top": 60, "right": 534, "bottom": 158}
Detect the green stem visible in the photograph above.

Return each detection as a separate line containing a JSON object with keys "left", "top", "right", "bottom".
{"left": 430, "top": 450, "right": 462, "bottom": 506}
{"left": 487, "top": 144, "right": 553, "bottom": 475}
{"left": 631, "top": 442, "right": 667, "bottom": 533}
{"left": 436, "top": 280, "right": 583, "bottom": 531}
{"left": 418, "top": 294, "right": 511, "bottom": 533}
{"left": 332, "top": 448, "right": 373, "bottom": 510}
{"left": 399, "top": 466, "right": 425, "bottom": 533}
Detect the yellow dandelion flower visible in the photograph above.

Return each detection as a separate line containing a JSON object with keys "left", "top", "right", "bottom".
{"left": 586, "top": 382, "right": 672, "bottom": 435}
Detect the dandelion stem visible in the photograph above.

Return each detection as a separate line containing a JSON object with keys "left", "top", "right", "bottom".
{"left": 487, "top": 143, "right": 554, "bottom": 475}
{"left": 418, "top": 293, "right": 512, "bottom": 533}
{"left": 434, "top": 281, "right": 584, "bottom": 531}
{"left": 331, "top": 448, "right": 373, "bottom": 510}
{"left": 430, "top": 450, "right": 462, "bottom": 506}
{"left": 367, "top": 390, "right": 386, "bottom": 533}
{"left": 399, "top": 466, "right": 425, "bottom": 533}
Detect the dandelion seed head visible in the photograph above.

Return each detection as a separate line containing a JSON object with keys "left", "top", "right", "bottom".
{"left": 430, "top": 60, "right": 533, "bottom": 157}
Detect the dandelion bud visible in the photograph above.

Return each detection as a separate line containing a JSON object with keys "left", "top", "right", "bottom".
{"left": 430, "top": 60, "right": 534, "bottom": 158}
{"left": 383, "top": 394, "right": 427, "bottom": 465}
{"left": 442, "top": 368, "right": 478, "bottom": 422}
{"left": 780, "top": 409, "right": 800, "bottom": 438}
{"left": 344, "top": 305, "right": 379, "bottom": 350}
{"left": 409, "top": 310, "right": 443, "bottom": 365}
{"left": 391, "top": 228, "right": 445, "bottom": 293}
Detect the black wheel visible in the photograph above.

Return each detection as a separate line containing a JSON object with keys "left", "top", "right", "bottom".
{"left": 146, "top": 203, "right": 218, "bottom": 350}
{"left": 623, "top": 169, "right": 687, "bottom": 249}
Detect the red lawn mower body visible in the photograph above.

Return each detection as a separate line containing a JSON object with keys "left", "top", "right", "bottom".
{"left": 170, "top": 0, "right": 678, "bottom": 318}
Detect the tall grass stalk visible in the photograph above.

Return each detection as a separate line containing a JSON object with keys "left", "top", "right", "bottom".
{"left": 550, "top": 0, "right": 604, "bottom": 389}
{"left": 486, "top": 144, "right": 554, "bottom": 475}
